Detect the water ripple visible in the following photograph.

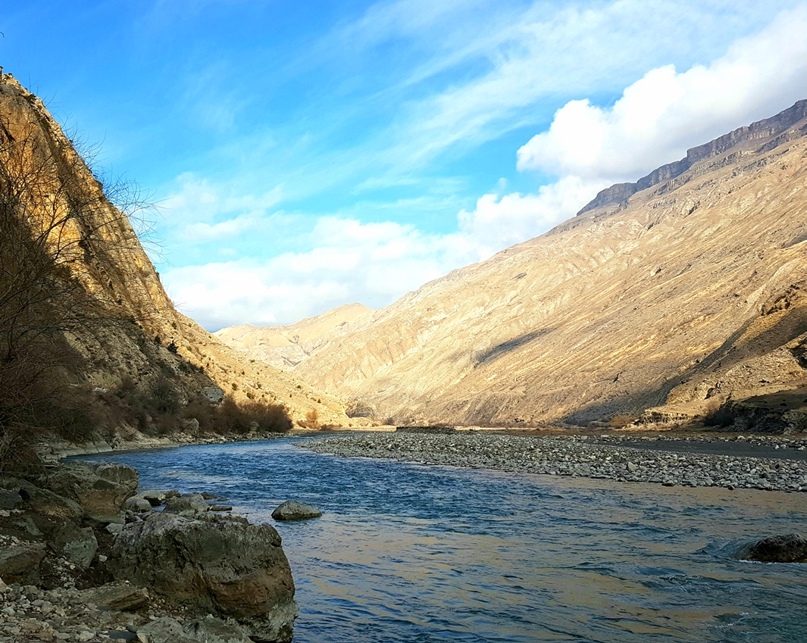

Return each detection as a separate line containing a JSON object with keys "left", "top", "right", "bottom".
{"left": 78, "top": 438, "right": 807, "bottom": 642}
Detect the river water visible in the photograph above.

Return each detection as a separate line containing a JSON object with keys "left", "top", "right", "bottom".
{"left": 80, "top": 438, "right": 807, "bottom": 642}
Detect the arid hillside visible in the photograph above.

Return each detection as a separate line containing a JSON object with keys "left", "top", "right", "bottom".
{"left": 216, "top": 303, "right": 374, "bottom": 369}
{"left": 227, "top": 101, "right": 807, "bottom": 428}
{"left": 0, "top": 73, "right": 358, "bottom": 457}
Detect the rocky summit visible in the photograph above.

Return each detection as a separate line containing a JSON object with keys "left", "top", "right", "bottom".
{"left": 220, "top": 100, "right": 807, "bottom": 430}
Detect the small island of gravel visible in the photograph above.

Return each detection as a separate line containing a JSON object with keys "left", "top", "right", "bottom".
{"left": 302, "top": 431, "right": 807, "bottom": 492}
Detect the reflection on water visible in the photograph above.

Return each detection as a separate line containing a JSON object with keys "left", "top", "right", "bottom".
{"left": 79, "top": 439, "right": 807, "bottom": 642}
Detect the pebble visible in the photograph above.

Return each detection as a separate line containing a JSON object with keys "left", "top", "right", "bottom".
{"left": 303, "top": 432, "right": 807, "bottom": 492}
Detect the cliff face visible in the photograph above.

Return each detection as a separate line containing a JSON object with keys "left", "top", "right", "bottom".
{"left": 250, "top": 100, "right": 807, "bottom": 427}
{"left": 0, "top": 74, "right": 356, "bottom": 437}
{"left": 576, "top": 100, "right": 807, "bottom": 217}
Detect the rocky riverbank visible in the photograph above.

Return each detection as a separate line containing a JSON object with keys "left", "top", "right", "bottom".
{"left": 303, "top": 431, "right": 807, "bottom": 492}
{"left": 0, "top": 461, "right": 296, "bottom": 643}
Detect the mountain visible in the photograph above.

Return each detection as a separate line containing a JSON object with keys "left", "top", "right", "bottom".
{"left": 0, "top": 73, "right": 359, "bottom": 456}
{"left": 223, "top": 100, "right": 807, "bottom": 428}
{"left": 215, "top": 303, "right": 374, "bottom": 369}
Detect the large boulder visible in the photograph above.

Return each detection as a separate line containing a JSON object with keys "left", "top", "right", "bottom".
{"left": 0, "top": 540, "right": 47, "bottom": 584}
{"left": 164, "top": 493, "right": 210, "bottom": 516}
{"left": 38, "top": 462, "right": 139, "bottom": 524}
{"left": 0, "top": 477, "right": 83, "bottom": 525}
{"left": 108, "top": 512, "right": 297, "bottom": 642}
{"left": 51, "top": 523, "right": 98, "bottom": 568}
{"left": 271, "top": 500, "right": 322, "bottom": 521}
{"left": 739, "top": 533, "right": 807, "bottom": 563}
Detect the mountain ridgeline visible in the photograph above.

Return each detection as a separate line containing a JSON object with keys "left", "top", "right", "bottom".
{"left": 221, "top": 100, "right": 807, "bottom": 430}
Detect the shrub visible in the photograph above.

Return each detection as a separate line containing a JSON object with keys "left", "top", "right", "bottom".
{"left": 300, "top": 408, "right": 320, "bottom": 429}
{"left": 703, "top": 399, "right": 737, "bottom": 428}
{"left": 183, "top": 395, "right": 292, "bottom": 436}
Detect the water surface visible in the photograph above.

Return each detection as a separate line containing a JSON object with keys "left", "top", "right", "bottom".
{"left": 80, "top": 438, "right": 807, "bottom": 642}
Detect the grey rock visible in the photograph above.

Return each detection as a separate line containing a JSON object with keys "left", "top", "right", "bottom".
{"left": 164, "top": 493, "right": 209, "bottom": 515}
{"left": 137, "top": 615, "right": 252, "bottom": 643}
{"left": 739, "top": 533, "right": 807, "bottom": 563}
{"left": 106, "top": 523, "right": 124, "bottom": 536}
{"left": 80, "top": 582, "right": 150, "bottom": 612}
{"left": 0, "top": 477, "right": 83, "bottom": 525}
{"left": 0, "top": 488, "right": 22, "bottom": 510}
{"left": 125, "top": 497, "right": 153, "bottom": 513}
{"left": 108, "top": 512, "right": 297, "bottom": 642}
{"left": 38, "top": 462, "right": 139, "bottom": 524}
{"left": 139, "top": 489, "right": 178, "bottom": 506}
{"left": 52, "top": 523, "right": 98, "bottom": 568}
{"left": 0, "top": 541, "right": 47, "bottom": 584}
{"left": 272, "top": 500, "right": 322, "bottom": 521}
{"left": 202, "top": 386, "right": 225, "bottom": 404}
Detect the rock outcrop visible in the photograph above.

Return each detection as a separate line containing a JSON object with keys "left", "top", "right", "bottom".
{"left": 0, "top": 72, "right": 361, "bottom": 440}
{"left": 38, "top": 462, "right": 139, "bottom": 524}
{"left": 576, "top": 100, "right": 807, "bottom": 216}
{"left": 0, "top": 460, "right": 298, "bottom": 642}
{"left": 216, "top": 303, "right": 374, "bottom": 370}
{"left": 109, "top": 512, "right": 297, "bottom": 642}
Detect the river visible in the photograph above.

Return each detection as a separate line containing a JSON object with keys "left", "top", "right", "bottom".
{"left": 79, "top": 437, "right": 807, "bottom": 642}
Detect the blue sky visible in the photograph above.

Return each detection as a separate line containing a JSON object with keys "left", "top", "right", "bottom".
{"left": 3, "top": 1, "right": 806, "bottom": 330}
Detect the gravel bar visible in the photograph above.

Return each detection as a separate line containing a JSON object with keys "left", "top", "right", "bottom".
{"left": 302, "top": 432, "right": 807, "bottom": 492}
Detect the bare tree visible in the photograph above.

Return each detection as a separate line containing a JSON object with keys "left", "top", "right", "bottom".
{"left": 0, "top": 104, "right": 151, "bottom": 466}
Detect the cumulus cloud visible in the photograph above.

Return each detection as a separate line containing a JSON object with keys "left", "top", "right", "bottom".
{"left": 516, "top": 6, "right": 807, "bottom": 183}
{"left": 457, "top": 176, "right": 606, "bottom": 254}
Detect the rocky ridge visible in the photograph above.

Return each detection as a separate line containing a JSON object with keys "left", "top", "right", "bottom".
{"left": 215, "top": 303, "right": 374, "bottom": 370}
{"left": 575, "top": 100, "right": 807, "bottom": 217}
{"left": 228, "top": 100, "right": 807, "bottom": 429}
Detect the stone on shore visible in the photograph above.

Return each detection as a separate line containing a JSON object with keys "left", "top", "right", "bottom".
{"left": 136, "top": 615, "right": 253, "bottom": 643}
{"left": 302, "top": 432, "right": 807, "bottom": 492}
{"left": 272, "top": 500, "right": 322, "bottom": 521}
{"left": 52, "top": 523, "right": 98, "bottom": 568}
{"left": 139, "top": 489, "right": 179, "bottom": 506}
{"left": 164, "top": 493, "right": 210, "bottom": 515}
{"left": 108, "top": 511, "right": 297, "bottom": 642}
{"left": 739, "top": 533, "right": 807, "bottom": 563}
{"left": 0, "top": 540, "right": 47, "bottom": 584}
{"left": 81, "top": 581, "right": 151, "bottom": 611}
{"left": 38, "top": 462, "right": 139, "bottom": 524}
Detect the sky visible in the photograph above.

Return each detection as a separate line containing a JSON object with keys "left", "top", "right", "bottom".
{"left": 2, "top": 1, "right": 806, "bottom": 331}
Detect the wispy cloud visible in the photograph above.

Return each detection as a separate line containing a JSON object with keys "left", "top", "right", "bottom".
{"left": 152, "top": 1, "right": 806, "bottom": 330}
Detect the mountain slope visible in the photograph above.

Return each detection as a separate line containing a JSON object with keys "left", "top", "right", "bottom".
{"left": 0, "top": 73, "right": 357, "bottom": 444}
{"left": 283, "top": 101, "right": 807, "bottom": 427}
{"left": 216, "top": 303, "right": 374, "bottom": 369}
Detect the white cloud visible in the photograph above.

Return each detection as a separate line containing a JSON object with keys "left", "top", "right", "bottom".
{"left": 160, "top": 4, "right": 807, "bottom": 331}
{"left": 457, "top": 176, "right": 606, "bottom": 254}
{"left": 164, "top": 217, "right": 484, "bottom": 330}
{"left": 517, "top": 6, "right": 807, "bottom": 183}
{"left": 161, "top": 173, "right": 285, "bottom": 225}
